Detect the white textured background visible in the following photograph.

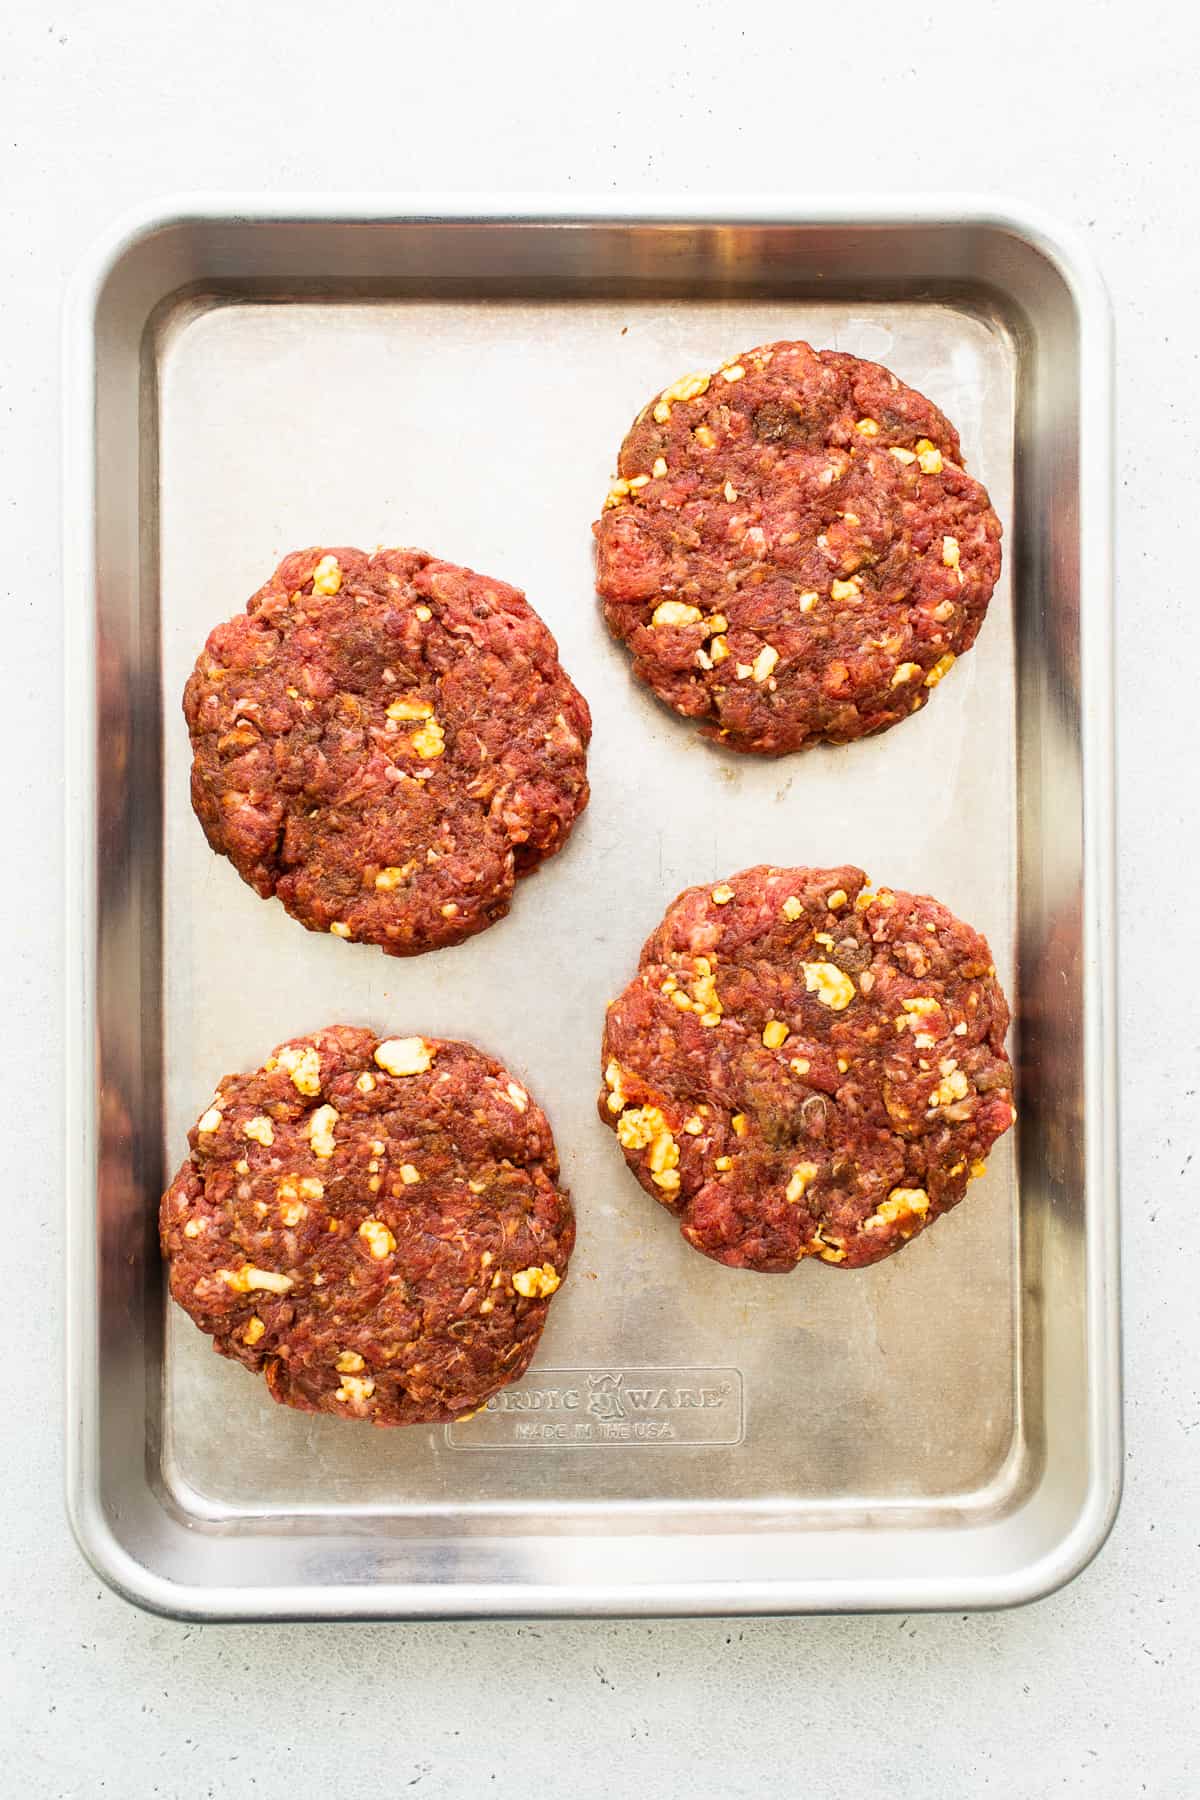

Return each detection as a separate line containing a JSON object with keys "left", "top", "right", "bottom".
{"left": 4, "top": 1, "right": 1195, "bottom": 1794}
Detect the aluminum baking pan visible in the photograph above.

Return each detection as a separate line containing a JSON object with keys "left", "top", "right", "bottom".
{"left": 64, "top": 197, "right": 1118, "bottom": 1619}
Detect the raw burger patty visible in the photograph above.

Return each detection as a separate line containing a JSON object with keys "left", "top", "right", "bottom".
{"left": 600, "top": 865, "right": 1015, "bottom": 1273}
{"left": 184, "top": 547, "right": 591, "bottom": 955}
{"left": 594, "top": 341, "right": 1002, "bottom": 755}
{"left": 161, "top": 1026, "right": 574, "bottom": 1425}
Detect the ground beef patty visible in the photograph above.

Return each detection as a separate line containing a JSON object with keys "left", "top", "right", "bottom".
{"left": 161, "top": 1026, "right": 574, "bottom": 1425}
{"left": 594, "top": 342, "right": 1002, "bottom": 755}
{"left": 185, "top": 547, "right": 591, "bottom": 954}
{"left": 600, "top": 866, "right": 1015, "bottom": 1273}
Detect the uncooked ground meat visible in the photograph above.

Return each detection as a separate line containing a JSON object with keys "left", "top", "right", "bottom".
{"left": 599, "top": 865, "right": 1015, "bottom": 1272}
{"left": 594, "top": 342, "right": 1002, "bottom": 755}
{"left": 161, "top": 1026, "right": 574, "bottom": 1425}
{"left": 184, "top": 547, "right": 591, "bottom": 955}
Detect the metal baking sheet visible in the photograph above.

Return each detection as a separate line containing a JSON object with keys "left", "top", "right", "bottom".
{"left": 64, "top": 199, "right": 1119, "bottom": 1619}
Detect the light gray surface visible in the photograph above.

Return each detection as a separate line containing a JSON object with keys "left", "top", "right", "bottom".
{"left": 3, "top": 0, "right": 1194, "bottom": 1790}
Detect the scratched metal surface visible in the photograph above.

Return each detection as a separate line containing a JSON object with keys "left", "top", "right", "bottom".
{"left": 155, "top": 291, "right": 1019, "bottom": 1521}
